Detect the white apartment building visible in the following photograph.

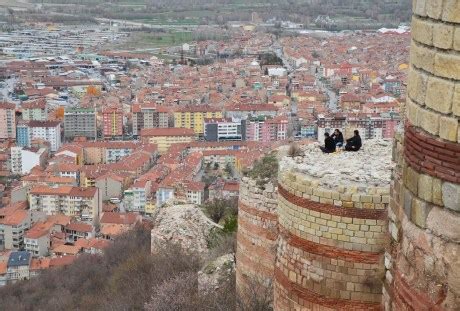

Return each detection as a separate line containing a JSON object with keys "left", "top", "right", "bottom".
{"left": 29, "top": 186, "right": 101, "bottom": 224}
{"left": 29, "top": 121, "right": 61, "bottom": 152}
{"left": 10, "top": 146, "right": 47, "bottom": 175}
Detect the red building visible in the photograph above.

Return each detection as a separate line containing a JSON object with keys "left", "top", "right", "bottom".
{"left": 102, "top": 107, "right": 123, "bottom": 138}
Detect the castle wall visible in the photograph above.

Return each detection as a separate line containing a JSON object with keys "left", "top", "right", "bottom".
{"left": 385, "top": 1, "right": 460, "bottom": 309}
{"left": 274, "top": 171, "right": 389, "bottom": 310}
{"left": 236, "top": 177, "right": 278, "bottom": 304}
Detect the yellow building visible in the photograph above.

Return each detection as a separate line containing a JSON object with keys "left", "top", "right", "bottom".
{"left": 174, "top": 106, "right": 222, "bottom": 135}
{"left": 140, "top": 128, "right": 196, "bottom": 153}
{"left": 145, "top": 200, "right": 156, "bottom": 215}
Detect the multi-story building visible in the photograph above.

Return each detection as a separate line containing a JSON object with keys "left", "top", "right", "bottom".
{"left": 21, "top": 99, "right": 48, "bottom": 121}
{"left": 244, "top": 116, "right": 288, "bottom": 142}
{"left": 102, "top": 107, "right": 123, "bottom": 138}
{"left": 123, "top": 180, "right": 151, "bottom": 214}
{"left": 0, "top": 102, "right": 16, "bottom": 140}
{"left": 174, "top": 105, "right": 222, "bottom": 135}
{"left": 6, "top": 251, "right": 31, "bottom": 284}
{"left": 204, "top": 118, "right": 245, "bottom": 142}
{"left": 140, "top": 128, "right": 195, "bottom": 153}
{"left": 24, "top": 221, "right": 53, "bottom": 257}
{"left": 64, "top": 108, "right": 97, "bottom": 140}
{"left": 16, "top": 121, "right": 61, "bottom": 152}
{"left": 10, "top": 146, "right": 47, "bottom": 175}
{"left": 29, "top": 186, "right": 102, "bottom": 224}
{"left": 0, "top": 210, "right": 31, "bottom": 250}
{"left": 132, "top": 104, "right": 169, "bottom": 136}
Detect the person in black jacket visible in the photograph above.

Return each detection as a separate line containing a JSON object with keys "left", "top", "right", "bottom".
{"left": 331, "top": 129, "right": 344, "bottom": 147}
{"left": 345, "top": 130, "right": 362, "bottom": 151}
{"left": 320, "top": 132, "right": 336, "bottom": 153}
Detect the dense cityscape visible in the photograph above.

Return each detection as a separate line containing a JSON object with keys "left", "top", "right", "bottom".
{"left": 0, "top": 0, "right": 458, "bottom": 310}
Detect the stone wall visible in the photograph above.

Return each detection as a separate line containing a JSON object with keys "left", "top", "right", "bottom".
{"left": 274, "top": 170, "right": 389, "bottom": 310}
{"left": 236, "top": 176, "right": 278, "bottom": 305}
{"left": 384, "top": 1, "right": 460, "bottom": 310}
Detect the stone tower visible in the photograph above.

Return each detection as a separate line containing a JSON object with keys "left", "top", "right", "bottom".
{"left": 236, "top": 176, "right": 278, "bottom": 305}
{"left": 274, "top": 142, "right": 392, "bottom": 310}
{"left": 384, "top": 0, "right": 460, "bottom": 310}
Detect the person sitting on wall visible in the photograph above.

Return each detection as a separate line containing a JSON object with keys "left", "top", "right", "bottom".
{"left": 345, "top": 130, "right": 362, "bottom": 152}
{"left": 320, "top": 132, "right": 336, "bottom": 153}
{"left": 331, "top": 128, "right": 344, "bottom": 147}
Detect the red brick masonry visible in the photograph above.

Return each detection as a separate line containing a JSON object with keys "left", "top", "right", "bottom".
{"left": 393, "top": 270, "right": 446, "bottom": 311}
{"left": 278, "top": 184, "right": 387, "bottom": 220}
{"left": 274, "top": 268, "right": 381, "bottom": 311}
{"left": 404, "top": 123, "right": 460, "bottom": 183}
{"left": 280, "top": 228, "right": 382, "bottom": 264}
{"left": 238, "top": 201, "right": 278, "bottom": 221}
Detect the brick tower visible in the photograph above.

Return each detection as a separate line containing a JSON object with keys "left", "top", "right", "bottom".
{"left": 274, "top": 141, "right": 392, "bottom": 310}
{"left": 236, "top": 176, "right": 278, "bottom": 306}
{"left": 384, "top": 1, "right": 460, "bottom": 310}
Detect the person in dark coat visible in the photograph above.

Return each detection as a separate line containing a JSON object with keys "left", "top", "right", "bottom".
{"left": 345, "top": 130, "right": 362, "bottom": 151}
{"left": 320, "top": 132, "right": 336, "bottom": 153}
{"left": 331, "top": 129, "right": 344, "bottom": 147}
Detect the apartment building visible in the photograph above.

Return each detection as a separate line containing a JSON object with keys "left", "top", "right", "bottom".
{"left": 24, "top": 221, "right": 53, "bottom": 257}
{"left": 132, "top": 104, "right": 170, "bottom": 136}
{"left": 21, "top": 99, "right": 48, "bottom": 121}
{"left": 174, "top": 105, "right": 222, "bottom": 135}
{"left": 0, "top": 102, "right": 16, "bottom": 140}
{"left": 102, "top": 107, "right": 123, "bottom": 138}
{"left": 10, "top": 146, "right": 47, "bottom": 175}
{"left": 16, "top": 121, "right": 61, "bottom": 152}
{"left": 0, "top": 210, "right": 31, "bottom": 251}
{"left": 140, "top": 128, "right": 195, "bottom": 153}
{"left": 64, "top": 108, "right": 97, "bottom": 140}
{"left": 7, "top": 251, "right": 31, "bottom": 284}
{"left": 123, "top": 180, "right": 151, "bottom": 214}
{"left": 244, "top": 115, "right": 288, "bottom": 142}
{"left": 204, "top": 118, "right": 245, "bottom": 142}
{"left": 29, "top": 186, "right": 102, "bottom": 224}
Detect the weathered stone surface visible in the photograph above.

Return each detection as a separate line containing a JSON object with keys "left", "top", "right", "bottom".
{"left": 435, "top": 52, "right": 460, "bottom": 80}
{"left": 418, "top": 107, "right": 440, "bottom": 135}
{"left": 439, "top": 116, "right": 459, "bottom": 142}
{"left": 418, "top": 174, "right": 433, "bottom": 202}
{"left": 433, "top": 23, "right": 454, "bottom": 49}
{"left": 408, "top": 68, "right": 428, "bottom": 104}
{"left": 452, "top": 85, "right": 460, "bottom": 117}
{"left": 442, "top": 182, "right": 460, "bottom": 212}
{"left": 427, "top": 0, "right": 443, "bottom": 19}
{"left": 412, "top": 17, "right": 433, "bottom": 45}
{"left": 280, "top": 139, "right": 393, "bottom": 191}
{"left": 411, "top": 198, "right": 431, "bottom": 228}
{"left": 426, "top": 207, "right": 460, "bottom": 242}
{"left": 442, "top": 0, "right": 460, "bottom": 23}
{"left": 425, "top": 76, "right": 454, "bottom": 114}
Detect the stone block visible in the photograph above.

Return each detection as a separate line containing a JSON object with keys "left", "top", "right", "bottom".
{"left": 418, "top": 107, "right": 440, "bottom": 135}
{"left": 405, "top": 166, "right": 419, "bottom": 195}
{"left": 412, "top": 17, "right": 433, "bottom": 45}
{"left": 413, "top": 0, "right": 427, "bottom": 16}
{"left": 411, "top": 41, "right": 436, "bottom": 73}
{"left": 439, "top": 116, "right": 459, "bottom": 142}
{"left": 435, "top": 52, "right": 460, "bottom": 80}
{"left": 433, "top": 23, "right": 454, "bottom": 49}
{"left": 426, "top": 0, "right": 443, "bottom": 19}
{"left": 452, "top": 85, "right": 460, "bottom": 117}
{"left": 361, "top": 195, "right": 372, "bottom": 203}
{"left": 406, "top": 99, "right": 420, "bottom": 126}
{"left": 442, "top": 182, "right": 460, "bottom": 212}
{"left": 442, "top": 0, "right": 460, "bottom": 23}
{"left": 427, "top": 206, "right": 460, "bottom": 242}
{"left": 408, "top": 68, "right": 428, "bottom": 104}
{"left": 418, "top": 174, "right": 433, "bottom": 202}
{"left": 432, "top": 177, "right": 443, "bottom": 206}
{"left": 411, "top": 198, "right": 431, "bottom": 228}
{"left": 404, "top": 188, "right": 413, "bottom": 217}
{"left": 454, "top": 27, "right": 460, "bottom": 51}
{"left": 425, "top": 76, "right": 454, "bottom": 114}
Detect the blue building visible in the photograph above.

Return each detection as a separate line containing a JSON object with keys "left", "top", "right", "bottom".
{"left": 16, "top": 123, "right": 30, "bottom": 148}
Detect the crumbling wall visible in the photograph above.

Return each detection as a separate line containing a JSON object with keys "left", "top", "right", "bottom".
{"left": 385, "top": 1, "right": 460, "bottom": 309}
{"left": 235, "top": 176, "right": 278, "bottom": 306}
{"left": 274, "top": 170, "right": 389, "bottom": 310}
